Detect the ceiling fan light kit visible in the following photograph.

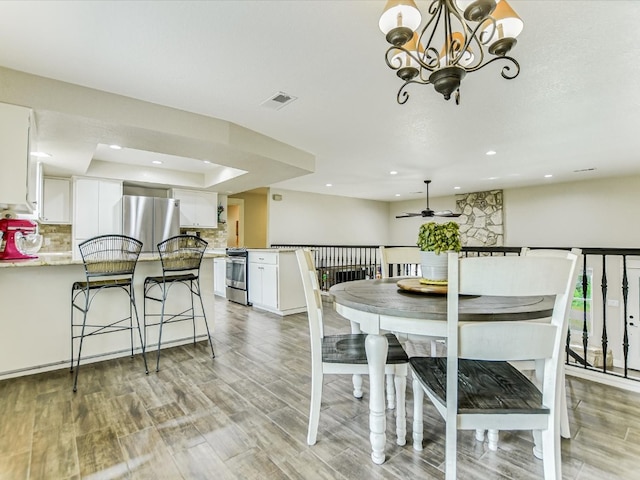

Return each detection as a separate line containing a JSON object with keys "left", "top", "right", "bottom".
{"left": 379, "top": 0, "right": 523, "bottom": 105}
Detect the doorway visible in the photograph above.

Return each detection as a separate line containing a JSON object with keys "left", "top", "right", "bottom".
{"left": 226, "top": 198, "right": 244, "bottom": 248}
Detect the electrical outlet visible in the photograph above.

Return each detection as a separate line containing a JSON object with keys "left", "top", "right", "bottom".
{"left": 44, "top": 237, "right": 51, "bottom": 246}
{"left": 607, "top": 299, "right": 619, "bottom": 307}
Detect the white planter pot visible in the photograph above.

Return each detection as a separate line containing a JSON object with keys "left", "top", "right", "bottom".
{"left": 419, "top": 251, "right": 448, "bottom": 282}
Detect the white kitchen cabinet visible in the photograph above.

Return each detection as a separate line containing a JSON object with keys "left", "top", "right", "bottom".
{"left": 73, "top": 177, "right": 122, "bottom": 258}
{"left": 40, "top": 177, "right": 71, "bottom": 224}
{"left": 171, "top": 188, "right": 217, "bottom": 228}
{"left": 0, "top": 102, "right": 35, "bottom": 212}
{"left": 248, "top": 250, "right": 306, "bottom": 316}
{"left": 213, "top": 257, "right": 227, "bottom": 298}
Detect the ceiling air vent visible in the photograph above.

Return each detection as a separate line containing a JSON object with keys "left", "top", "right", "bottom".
{"left": 260, "top": 91, "right": 298, "bottom": 111}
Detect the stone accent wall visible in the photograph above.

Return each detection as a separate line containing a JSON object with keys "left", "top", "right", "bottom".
{"left": 455, "top": 190, "right": 503, "bottom": 247}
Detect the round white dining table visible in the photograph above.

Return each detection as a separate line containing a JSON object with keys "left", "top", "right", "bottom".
{"left": 329, "top": 277, "right": 555, "bottom": 465}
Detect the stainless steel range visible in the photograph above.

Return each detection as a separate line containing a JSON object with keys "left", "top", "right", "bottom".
{"left": 226, "top": 248, "right": 250, "bottom": 305}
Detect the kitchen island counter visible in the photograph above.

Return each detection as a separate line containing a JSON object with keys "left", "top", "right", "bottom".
{"left": 0, "top": 251, "right": 221, "bottom": 380}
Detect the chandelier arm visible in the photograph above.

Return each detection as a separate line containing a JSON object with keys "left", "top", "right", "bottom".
{"left": 465, "top": 55, "right": 520, "bottom": 77}
{"left": 478, "top": 16, "right": 497, "bottom": 46}
{"left": 397, "top": 77, "right": 433, "bottom": 105}
{"left": 462, "top": 17, "right": 489, "bottom": 67}
{"left": 385, "top": 45, "right": 426, "bottom": 71}
{"left": 418, "top": 1, "right": 444, "bottom": 67}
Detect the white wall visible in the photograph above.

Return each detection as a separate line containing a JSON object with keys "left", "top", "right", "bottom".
{"left": 504, "top": 175, "right": 640, "bottom": 247}
{"left": 269, "top": 175, "right": 640, "bottom": 249}
{"left": 268, "top": 189, "right": 389, "bottom": 245}
{"left": 387, "top": 175, "right": 640, "bottom": 248}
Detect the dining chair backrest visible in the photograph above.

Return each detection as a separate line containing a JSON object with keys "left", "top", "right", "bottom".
{"left": 296, "top": 249, "right": 324, "bottom": 363}
{"left": 379, "top": 246, "right": 421, "bottom": 278}
{"left": 78, "top": 234, "right": 143, "bottom": 279}
{"left": 450, "top": 253, "right": 580, "bottom": 361}
{"left": 519, "top": 247, "right": 582, "bottom": 325}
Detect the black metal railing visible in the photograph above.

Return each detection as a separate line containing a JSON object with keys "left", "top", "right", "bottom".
{"left": 272, "top": 244, "right": 640, "bottom": 383}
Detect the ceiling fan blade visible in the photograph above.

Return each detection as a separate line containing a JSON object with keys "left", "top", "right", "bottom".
{"left": 395, "top": 212, "right": 422, "bottom": 218}
{"left": 434, "top": 210, "right": 461, "bottom": 217}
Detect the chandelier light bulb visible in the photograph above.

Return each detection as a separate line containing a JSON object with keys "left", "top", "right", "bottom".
{"left": 379, "top": 0, "right": 422, "bottom": 46}
{"left": 480, "top": 0, "right": 523, "bottom": 56}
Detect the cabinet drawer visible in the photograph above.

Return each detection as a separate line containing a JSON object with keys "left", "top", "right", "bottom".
{"left": 248, "top": 252, "right": 278, "bottom": 265}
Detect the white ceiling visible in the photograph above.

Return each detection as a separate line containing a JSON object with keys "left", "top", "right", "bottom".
{"left": 0, "top": 1, "right": 639, "bottom": 201}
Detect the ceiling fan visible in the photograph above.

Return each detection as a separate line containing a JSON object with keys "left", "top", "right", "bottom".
{"left": 396, "top": 180, "right": 461, "bottom": 219}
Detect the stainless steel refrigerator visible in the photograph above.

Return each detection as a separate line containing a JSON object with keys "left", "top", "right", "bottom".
{"left": 122, "top": 195, "right": 181, "bottom": 253}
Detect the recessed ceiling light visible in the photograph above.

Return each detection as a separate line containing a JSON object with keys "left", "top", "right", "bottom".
{"left": 325, "top": 183, "right": 333, "bottom": 187}
{"left": 487, "top": 176, "right": 498, "bottom": 180}
{"left": 203, "top": 160, "right": 211, "bottom": 164}
{"left": 544, "top": 174, "right": 553, "bottom": 178}
{"left": 390, "top": 171, "right": 398, "bottom": 175}
{"left": 453, "top": 186, "right": 461, "bottom": 190}
{"left": 109, "top": 144, "right": 122, "bottom": 150}
{"left": 152, "top": 160, "right": 163, "bottom": 165}
{"left": 486, "top": 150, "right": 497, "bottom": 156}
{"left": 395, "top": 193, "right": 401, "bottom": 197}
{"left": 30, "top": 151, "right": 51, "bottom": 158}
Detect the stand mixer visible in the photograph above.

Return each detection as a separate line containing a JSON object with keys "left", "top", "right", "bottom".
{"left": 0, "top": 218, "right": 42, "bottom": 260}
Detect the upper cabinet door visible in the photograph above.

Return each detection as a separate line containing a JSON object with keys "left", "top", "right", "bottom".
{"left": 172, "top": 189, "right": 218, "bottom": 228}
{"left": 0, "top": 102, "right": 32, "bottom": 211}
{"left": 41, "top": 177, "right": 71, "bottom": 224}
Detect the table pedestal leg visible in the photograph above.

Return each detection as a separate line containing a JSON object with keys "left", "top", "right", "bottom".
{"left": 365, "top": 333, "right": 388, "bottom": 465}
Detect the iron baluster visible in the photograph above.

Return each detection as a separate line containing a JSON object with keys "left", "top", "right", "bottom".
{"left": 581, "top": 256, "right": 589, "bottom": 369}
{"left": 601, "top": 254, "right": 608, "bottom": 373}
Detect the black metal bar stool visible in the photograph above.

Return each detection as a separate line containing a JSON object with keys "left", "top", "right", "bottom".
{"left": 70, "top": 234, "right": 149, "bottom": 392}
{"left": 143, "top": 235, "right": 215, "bottom": 372}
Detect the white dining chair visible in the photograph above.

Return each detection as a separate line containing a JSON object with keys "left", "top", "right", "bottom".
{"left": 379, "top": 245, "right": 442, "bottom": 357}
{"left": 521, "top": 248, "right": 581, "bottom": 443}
{"left": 475, "top": 247, "right": 581, "bottom": 453}
{"left": 379, "top": 246, "right": 422, "bottom": 279}
{"left": 410, "top": 251, "right": 581, "bottom": 480}
{"left": 295, "top": 249, "right": 409, "bottom": 446}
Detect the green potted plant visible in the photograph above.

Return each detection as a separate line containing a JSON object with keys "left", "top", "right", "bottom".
{"left": 417, "top": 221, "right": 461, "bottom": 282}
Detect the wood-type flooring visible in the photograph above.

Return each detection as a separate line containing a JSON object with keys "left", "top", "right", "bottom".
{"left": 1, "top": 296, "right": 639, "bottom": 479}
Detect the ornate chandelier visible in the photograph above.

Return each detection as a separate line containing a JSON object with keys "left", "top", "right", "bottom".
{"left": 379, "top": 0, "right": 523, "bottom": 105}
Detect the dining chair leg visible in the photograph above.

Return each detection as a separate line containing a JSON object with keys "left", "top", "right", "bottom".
{"left": 352, "top": 374, "right": 363, "bottom": 398}
{"left": 394, "top": 370, "right": 406, "bottom": 446}
{"left": 307, "top": 367, "right": 323, "bottom": 445}
{"left": 541, "top": 425, "right": 561, "bottom": 480}
{"left": 475, "top": 429, "right": 485, "bottom": 442}
{"left": 560, "top": 377, "right": 570, "bottom": 438}
{"left": 386, "top": 374, "right": 395, "bottom": 409}
{"left": 412, "top": 376, "right": 424, "bottom": 451}
{"left": 487, "top": 429, "right": 499, "bottom": 451}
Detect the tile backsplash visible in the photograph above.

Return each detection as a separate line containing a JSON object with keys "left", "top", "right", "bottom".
{"left": 38, "top": 224, "right": 72, "bottom": 252}
{"left": 181, "top": 223, "right": 227, "bottom": 249}
{"left": 37, "top": 223, "right": 228, "bottom": 253}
